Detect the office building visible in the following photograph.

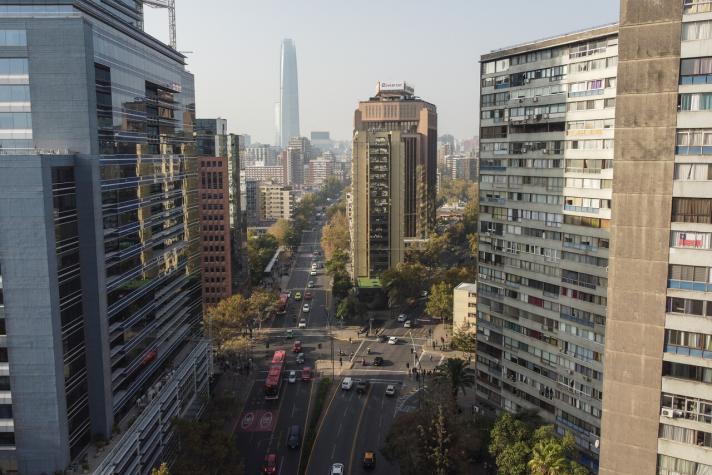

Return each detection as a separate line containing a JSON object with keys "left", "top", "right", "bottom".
{"left": 599, "top": 1, "right": 712, "bottom": 474}
{"left": 477, "top": 25, "right": 618, "bottom": 471}
{"left": 244, "top": 179, "right": 261, "bottom": 225}
{"left": 244, "top": 165, "right": 285, "bottom": 185}
{"left": 451, "top": 155, "right": 479, "bottom": 180}
{"left": 277, "top": 39, "right": 300, "bottom": 147}
{"left": 453, "top": 283, "right": 478, "bottom": 332}
{"left": 259, "top": 183, "right": 295, "bottom": 223}
{"left": 244, "top": 143, "right": 278, "bottom": 167}
{"left": 0, "top": 3, "right": 209, "bottom": 473}
{"left": 285, "top": 145, "right": 305, "bottom": 187}
{"left": 350, "top": 81, "right": 437, "bottom": 279}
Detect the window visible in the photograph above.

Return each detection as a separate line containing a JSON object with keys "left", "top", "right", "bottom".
{"left": 672, "top": 198, "right": 712, "bottom": 223}
{"left": 679, "top": 93, "right": 712, "bottom": 111}
{"left": 682, "top": 20, "right": 712, "bottom": 41}
{"left": 680, "top": 57, "right": 712, "bottom": 84}
{"left": 671, "top": 230, "right": 712, "bottom": 249}
{"left": 0, "top": 30, "right": 26, "bottom": 47}
{"left": 676, "top": 130, "right": 712, "bottom": 155}
{"left": 684, "top": 0, "right": 712, "bottom": 14}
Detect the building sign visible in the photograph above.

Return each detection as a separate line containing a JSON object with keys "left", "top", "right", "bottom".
{"left": 377, "top": 81, "right": 414, "bottom": 95}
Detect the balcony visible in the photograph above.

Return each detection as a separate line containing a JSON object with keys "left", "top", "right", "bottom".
{"left": 665, "top": 344, "right": 712, "bottom": 360}
{"left": 668, "top": 279, "right": 712, "bottom": 292}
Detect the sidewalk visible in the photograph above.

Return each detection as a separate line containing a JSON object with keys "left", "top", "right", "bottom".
{"left": 210, "top": 369, "right": 257, "bottom": 434}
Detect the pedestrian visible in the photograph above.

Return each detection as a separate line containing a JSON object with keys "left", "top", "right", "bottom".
{"left": 440, "top": 336, "right": 444, "bottom": 343}
{"left": 429, "top": 354, "right": 433, "bottom": 362}
{"left": 406, "top": 362, "right": 410, "bottom": 369}
{"left": 349, "top": 337, "right": 352, "bottom": 344}
{"left": 410, "top": 347, "right": 413, "bottom": 354}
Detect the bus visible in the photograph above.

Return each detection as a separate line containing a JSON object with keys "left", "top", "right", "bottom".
{"left": 264, "top": 350, "right": 286, "bottom": 400}
{"left": 276, "top": 292, "right": 289, "bottom": 315}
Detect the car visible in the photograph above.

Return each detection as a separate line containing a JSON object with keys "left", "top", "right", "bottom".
{"left": 377, "top": 334, "right": 387, "bottom": 343}
{"left": 388, "top": 336, "right": 398, "bottom": 345}
{"left": 298, "top": 318, "right": 307, "bottom": 328}
{"left": 310, "top": 270, "right": 317, "bottom": 276}
{"left": 397, "top": 314, "right": 407, "bottom": 322}
{"left": 304, "top": 291, "right": 312, "bottom": 300}
{"left": 287, "top": 425, "right": 301, "bottom": 449}
{"left": 292, "top": 340, "right": 302, "bottom": 353}
{"left": 286, "top": 329, "right": 294, "bottom": 339}
{"left": 356, "top": 379, "right": 370, "bottom": 394}
{"left": 301, "top": 367, "right": 312, "bottom": 382}
{"left": 286, "top": 291, "right": 292, "bottom": 298}
{"left": 373, "top": 356, "right": 384, "bottom": 366}
{"left": 341, "top": 377, "right": 353, "bottom": 390}
{"left": 302, "top": 303, "right": 310, "bottom": 312}
{"left": 294, "top": 292, "right": 302, "bottom": 301}
{"left": 363, "top": 451, "right": 376, "bottom": 469}
{"left": 262, "top": 453, "right": 278, "bottom": 474}
{"left": 288, "top": 370, "right": 297, "bottom": 383}
{"left": 404, "top": 320, "right": 412, "bottom": 328}
{"left": 307, "top": 280, "right": 315, "bottom": 287}
{"left": 311, "top": 263, "right": 318, "bottom": 270}
{"left": 330, "top": 463, "right": 344, "bottom": 475}
{"left": 385, "top": 384, "right": 396, "bottom": 397}
{"left": 296, "top": 352, "right": 305, "bottom": 364}
{"left": 313, "top": 250, "right": 320, "bottom": 256}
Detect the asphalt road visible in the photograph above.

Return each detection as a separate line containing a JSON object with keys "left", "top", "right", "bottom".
{"left": 235, "top": 224, "right": 440, "bottom": 475}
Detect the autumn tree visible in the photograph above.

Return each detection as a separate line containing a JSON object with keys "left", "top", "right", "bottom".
{"left": 267, "top": 218, "right": 292, "bottom": 246}
{"left": 426, "top": 281, "right": 454, "bottom": 323}
{"left": 418, "top": 405, "right": 452, "bottom": 475}
{"left": 151, "top": 463, "right": 170, "bottom": 475}
{"left": 205, "top": 294, "right": 251, "bottom": 351}
{"left": 320, "top": 209, "right": 350, "bottom": 260}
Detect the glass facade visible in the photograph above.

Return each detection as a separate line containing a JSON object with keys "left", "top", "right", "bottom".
{"left": 91, "top": 26, "right": 200, "bottom": 417}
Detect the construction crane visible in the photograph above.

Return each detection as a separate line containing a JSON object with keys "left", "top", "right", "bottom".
{"left": 137, "top": 0, "right": 177, "bottom": 50}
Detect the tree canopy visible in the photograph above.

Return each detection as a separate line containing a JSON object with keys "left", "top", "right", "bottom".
{"left": 426, "top": 281, "right": 454, "bottom": 322}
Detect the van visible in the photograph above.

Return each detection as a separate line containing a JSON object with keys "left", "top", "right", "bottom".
{"left": 287, "top": 425, "right": 301, "bottom": 449}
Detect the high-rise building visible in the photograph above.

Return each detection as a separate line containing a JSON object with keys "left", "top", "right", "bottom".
{"left": 311, "top": 131, "right": 333, "bottom": 153}
{"left": 285, "top": 136, "right": 311, "bottom": 186}
{"left": 451, "top": 155, "right": 478, "bottom": 181}
{"left": 306, "top": 155, "right": 335, "bottom": 188}
{"left": 277, "top": 39, "right": 300, "bottom": 147}
{"left": 244, "top": 165, "right": 285, "bottom": 185}
{"left": 600, "top": 2, "right": 712, "bottom": 474}
{"left": 477, "top": 25, "right": 618, "bottom": 471}
{"left": 258, "top": 183, "right": 296, "bottom": 223}
{"left": 0, "top": 3, "right": 208, "bottom": 473}
{"left": 244, "top": 143, "right": 279, "bottom": 166}
{"left": 350, "top": 81, "right": 437, "bottom": 279}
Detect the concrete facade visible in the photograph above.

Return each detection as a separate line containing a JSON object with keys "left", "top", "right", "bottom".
{"left": 350, "top": 84, "right": 437, "bottom": 279}
{"left": 453, "top": 282, "right": 478, "bottom": 332}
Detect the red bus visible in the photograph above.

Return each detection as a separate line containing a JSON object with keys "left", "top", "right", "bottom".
{"left": 276, "top": 293, "right": 289, "bottom": 315}
{"left": 264, "top": 350, "right": 286, "bottom": 400}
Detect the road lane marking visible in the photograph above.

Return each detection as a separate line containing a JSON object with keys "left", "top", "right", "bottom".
{"left": 347, "top": 384, "right": 372, "bottom": 475}
{"left": 298, "top": 373, "right": 318, "bottom": 472}
{"left": 304, "top": 379, "right": 337, "bottom": 474}
{"left": 337, "top": 421, "right": 343, "bottom": 436}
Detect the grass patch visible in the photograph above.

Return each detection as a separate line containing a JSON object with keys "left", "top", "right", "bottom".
{"left": 298, "top": 377, "right": 332, "bottom": 475}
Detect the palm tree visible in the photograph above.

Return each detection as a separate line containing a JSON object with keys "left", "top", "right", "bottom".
{"left": 433, "top": 358, "right": 475, "bottom": 403}
{"left": 527, "top": 439, "right": 570, "bottom": 475}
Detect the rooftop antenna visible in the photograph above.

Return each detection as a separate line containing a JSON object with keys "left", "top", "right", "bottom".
{"left": 137, "top": 0, "right": 177, "bottom": 50}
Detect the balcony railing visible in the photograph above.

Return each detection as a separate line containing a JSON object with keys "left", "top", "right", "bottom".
{"left": 668, "top": 279, "right": 712, "bottom": 292}
{"left": 665, "top": 344, "right": 712, "bottom": 360}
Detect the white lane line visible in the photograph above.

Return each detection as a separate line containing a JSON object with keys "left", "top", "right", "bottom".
{"left": 350, "top": 339, "right": 366, "bottom": 362}
{"left": 331, "top": 443, "right": 336, "bottom": 459}
{"left": 337, "top": 421, "right": 343, "bottom": 437}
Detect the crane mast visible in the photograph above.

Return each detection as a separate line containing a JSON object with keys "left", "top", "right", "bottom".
{"left": 137, "top": 0, "right": 176, "bottom": 50}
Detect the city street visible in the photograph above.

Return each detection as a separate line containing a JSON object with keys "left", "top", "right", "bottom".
{"left": 235, "top": 225, "right": 446, "bottom": 474}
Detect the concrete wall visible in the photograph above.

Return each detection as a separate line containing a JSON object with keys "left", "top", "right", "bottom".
{"left": 599, "top": 1, "right": 682, "bottom": 473}
{"left": 0, "top": 155, "right": 71, "bottom": 473}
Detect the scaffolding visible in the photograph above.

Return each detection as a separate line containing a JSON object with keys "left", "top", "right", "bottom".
{"left": 137, "top": 0, "right": 177, "bottom": 50}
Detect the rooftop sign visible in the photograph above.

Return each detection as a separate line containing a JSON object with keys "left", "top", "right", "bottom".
{"left": 376, "top": 81, "right": 414, "bottom": 95}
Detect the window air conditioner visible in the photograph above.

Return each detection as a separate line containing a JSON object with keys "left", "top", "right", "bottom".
{"left": 660, "top": 408, "right": 675, "bottom": 418}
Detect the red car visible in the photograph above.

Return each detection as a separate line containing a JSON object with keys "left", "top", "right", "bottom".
{"left": 304, "top": 291, "right": 313, "bottom": 300}
{"left": 301, "top": 367, "right": 312, "bottom": 382}
{"left": 263, "top": 453, "right": 277, "bottom": 474}
{"left": 292, "top": 340, "right": 302, "bottom": 353}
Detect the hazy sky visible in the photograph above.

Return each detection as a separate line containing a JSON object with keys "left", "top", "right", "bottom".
{"left": 145, "top": 1, "right": 619, "bottom": 144}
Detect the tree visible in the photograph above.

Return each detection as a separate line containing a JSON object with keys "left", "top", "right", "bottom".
{"left": 426, "top": 281, "right": 454, "bottom": 323}
{"left": 381, "top": 262, "right": 428, "bottom": 307}
{"left": 326, "top": 248, "right": 349, "bottom": 276}
{"left": 332, "top": 270, "right": 352, "bottom": 301}
{"left": 336, "top": 294, "right": 367, "bottom": 322}
{"left": 172, "top": 418, "right": 244, "bottom": 475}
{"left": 451, "top": 327, "right": 476, "bottom": 353}
{"left": 320, "top": 209, "right": 350, "bottom": 260}
{"left": 205, "top": 294, "right": 251, "bottom": 351}
{"left": 267, "top": 219, "right": 291, "bottom": 246}
{"left": 418, "top": 405, "right": 451, "bottom": 475}
{"left": 467, "top": 232, "right": 478, "bottom": 260}
{"left": 247, "top": 234, "right": 279, "bottom": 286}
{"left": 151, "top": 463, "right": 170, "bottom": 475}
{"left": 528, "top": 438, "right": 570, "bottom": 475}
{"left": 489, "top": 412, "right": 532, "bottom": 475}
{"left": 433, "top": 358, "right": 475, "bottom": 404}
{"left": 248, "top": 289, "right": 277, "bottom": 330}
{"left": 221, "top": 336, "right": 252, "bottom": 373}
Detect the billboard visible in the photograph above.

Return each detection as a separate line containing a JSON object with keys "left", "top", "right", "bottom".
{"left": 377, "top": 81, "right": 414, "bottom": 95}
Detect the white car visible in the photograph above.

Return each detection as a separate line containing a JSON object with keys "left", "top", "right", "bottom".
{"left": 341, "top": 377, "right": 353, "bottom": 390}
{"left": 397, "top": 314, "right": 407, "bottom": 322}
{"left": 388, "top": 336, "right": 398, "bottom": 345}
{"left": 404, "top": 320, "right": 412, "bottom": 328}
{"left": 298, "top": 318, "right": 307, "bottom": 329}
{"left": 288, "top": 370, "right": 297, "bottom": 383}
{"left": 310, "top": 270, "right": 317, "bottom": 276}
{"left": 302, "top": 304, "right": 310, "bottom": 313}
{"left": 385, "top": 385, "right": 396, "bottom": 397}
{"left": 311, "top": 263, "right": 318, "bottom": 270}
{"left": 331, "top": 463, "right": 344, "bottom": 475}
{"left": 307, "top": 280, "right": 315, "bottom": 288}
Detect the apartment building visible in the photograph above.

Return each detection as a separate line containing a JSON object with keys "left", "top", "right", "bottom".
{"left": 244, "top": 165, "right": 285, "bottom": 185}
{"left": 0, "top": 3, "right": 207, "bottom": 473}
{"left": 259, "top": 183, "right": 295, "bottom": 223}
{"left": 350, "top": 82, "right": 437, "bottom": 279}
{"left": 453, "top": 282, "right": 478, "bottom": 332}
{"left": 306, "top": 155, "right": 335, "bottom": 188}
{"left": 477, "top": 25, "right": 618, "bottom": 471}
{"left": 600, "top": 1, "right": 712, "bottom": 474}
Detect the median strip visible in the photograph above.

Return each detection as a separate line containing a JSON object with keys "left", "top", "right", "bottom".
{"left": 299, "top": 376, "right": 333, "bottom": 475}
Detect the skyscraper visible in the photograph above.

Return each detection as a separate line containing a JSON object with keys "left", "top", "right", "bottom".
{"left": 600, "top": 1, "right": 712, "bottom": 473}
{"left": 477, "top": 25, "right": 618, "bottom": 471}
{"left": 0, "top": 3, "right": 209, "bottom": 472}
{"left": 350, "top": 82, "right": 437, "bottom": 279}
{"left": 277, "top": 39, "right": 300, "bottom": 148}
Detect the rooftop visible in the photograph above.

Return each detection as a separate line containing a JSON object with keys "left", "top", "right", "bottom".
{"left": 455, "top": 282, "right": 478, "bottom": 292}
